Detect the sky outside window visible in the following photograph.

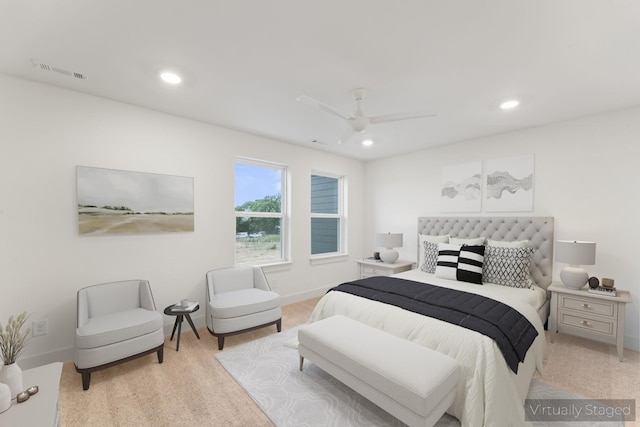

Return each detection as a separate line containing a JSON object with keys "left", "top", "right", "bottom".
{"left": 235, "top": 163, "right": 282, "bottom": 206}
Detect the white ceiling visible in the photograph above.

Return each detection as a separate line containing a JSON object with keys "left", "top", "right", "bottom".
{"left": 2, "top": 1, "right": 640, "bottom": 161}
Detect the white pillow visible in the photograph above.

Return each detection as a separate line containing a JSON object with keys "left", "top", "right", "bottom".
{"left": 450, "top": 236, "right": 486, "bottom": 246}
{"left": 418, "top": 234, "right": 450, "bottom": 272}
{"left": 487, "top": 239, "right": 529, "bottom": 248}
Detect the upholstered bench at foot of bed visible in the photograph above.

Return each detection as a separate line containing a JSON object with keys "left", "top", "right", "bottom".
{"left": 298, "top": 315, "right": 459, "bottom": 427}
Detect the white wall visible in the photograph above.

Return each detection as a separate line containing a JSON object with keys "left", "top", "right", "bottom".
{"left": 0, "top": 75, "right": 365, "bottom": 367}
{"left": 364, "top": 106, "right": 640, "bottom": 351}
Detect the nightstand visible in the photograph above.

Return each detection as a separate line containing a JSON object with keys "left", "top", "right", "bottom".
{"left": 549, "top": 282, "right": 631, "bottom": 361}
{"left": 356, "top": 259, "right": 414, "bottom": 279}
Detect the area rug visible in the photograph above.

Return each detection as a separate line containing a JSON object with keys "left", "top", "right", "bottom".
{"left": 216, "top": 327, "right": 624, "bottom": 427}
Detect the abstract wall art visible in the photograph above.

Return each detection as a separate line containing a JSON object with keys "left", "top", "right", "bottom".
{"left": 77, "top": 166, "right": 194, "bottom": 235}
{"left": 440, "top": 161, "right": 482, "bottom": 212}
{"left": 485, "top": 154, "right": 534, "bottom": 212}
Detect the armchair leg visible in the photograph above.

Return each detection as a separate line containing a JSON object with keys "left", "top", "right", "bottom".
{"left": 82, "top": 372, "right": 91, "bottom": 390}
{"left": 276, "top": 318, "right": 282, "bottom": 332}
{"left": 157, "top": 345, "right": 164, "bottom": 363}
{"left": 217, "top": 336, "right": 225, "bottom": 350}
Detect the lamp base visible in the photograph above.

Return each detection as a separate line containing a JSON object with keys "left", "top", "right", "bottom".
{"left": 560, "top": 266, "right": 589, "bottom": 289}
{"left": 380, "top": 249, "right": 399, "bottom": 264}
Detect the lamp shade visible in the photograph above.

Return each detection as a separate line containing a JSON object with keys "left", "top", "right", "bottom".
{"left": 376, "top": 233, "right": 403, "bottom": 249}
{"left": 556, "top": 240, "right": 596, "bottom": 266}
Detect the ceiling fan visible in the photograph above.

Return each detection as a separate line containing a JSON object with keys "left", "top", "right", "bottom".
{"left": 297, "top": 88, "right": 436, "bottom": 144}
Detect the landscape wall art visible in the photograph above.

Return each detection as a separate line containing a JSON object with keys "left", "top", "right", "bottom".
{"left": 77, "top": 166, "right": 194, "bottom": 235}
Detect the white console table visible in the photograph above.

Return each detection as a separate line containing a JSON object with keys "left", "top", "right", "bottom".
{"left": 0, "top": 362, "right": 62, "bottom": 426}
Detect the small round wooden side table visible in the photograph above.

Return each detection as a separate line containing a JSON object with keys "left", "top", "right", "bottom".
{"left": 163, "top": 303, "right": 201, "bottom": 351}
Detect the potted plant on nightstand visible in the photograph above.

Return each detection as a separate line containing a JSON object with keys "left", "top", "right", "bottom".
{"left": 0, "top": 312, "right": 31, "bottom": 400}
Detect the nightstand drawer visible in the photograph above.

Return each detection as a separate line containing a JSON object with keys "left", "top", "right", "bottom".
{"left": 560, "top": 295, "right": 616, "bottom": 318}
{"left": 559, "top": 312, "right": 615, "bottom": 336}
{"left": 361, "top": 265, "right": 390, "bottom": 276}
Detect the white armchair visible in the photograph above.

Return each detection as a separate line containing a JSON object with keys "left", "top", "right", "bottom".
{"left": 74, "top": 280, "right": 164, "bottom": 390}
{"left": 205, "top": 266, "right": 282, "bottom": 350}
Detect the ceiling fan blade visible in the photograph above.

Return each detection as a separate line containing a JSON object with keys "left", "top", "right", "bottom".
{"left": 337, "top": 128, "right": 354, "bottom": 145}
{"left": 369, "top": 111, "right": 437, "bottom": 124}
{"left": 297, "top": 95, "right": 351, "bottom": 121}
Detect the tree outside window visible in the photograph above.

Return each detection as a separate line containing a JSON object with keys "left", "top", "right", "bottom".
{"left": 235, "top": 160, "right": 287, "bottom": 264}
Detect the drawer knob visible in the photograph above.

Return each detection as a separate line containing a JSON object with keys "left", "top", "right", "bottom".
{"left": 581, "top": 320, "right": 591, "bottom": 326}
{"left": 583, "top": 303, "right": 590, "bottom": 309}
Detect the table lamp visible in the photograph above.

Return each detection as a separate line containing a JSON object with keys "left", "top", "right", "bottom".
{"left": 376, "top": 232, "right": 403, "bottom": 264}
{"left": 555, "top": 240, "right": 596, "bottom": 289}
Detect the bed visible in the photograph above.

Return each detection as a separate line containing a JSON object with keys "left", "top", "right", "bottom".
{"left": 309, "top": 216, "right": 554, "bottom": 426}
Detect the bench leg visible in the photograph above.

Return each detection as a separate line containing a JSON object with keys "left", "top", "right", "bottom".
{"left": 299, "top": 355, "right": 304, "bottom": 371}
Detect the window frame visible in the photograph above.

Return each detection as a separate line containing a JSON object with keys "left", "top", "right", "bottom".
{"left": 310, "top": 171, "right": 347, "bottom": 260}
{"left": 234, "top": 157, "right": 289, "bottom": 266}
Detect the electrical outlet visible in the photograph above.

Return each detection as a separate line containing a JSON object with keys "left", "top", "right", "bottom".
{"left": 32, "top": 319, "right": 48, "bottom": 337}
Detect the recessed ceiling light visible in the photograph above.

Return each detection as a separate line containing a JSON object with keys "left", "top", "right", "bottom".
{"left": 362, "top": 139, "right": 374, "bottom": 146}
{"left": 500, "top": 100, "right": 520, "bottom": 110}
{"left": 160, "top": 71, "right": 182, "bottom": 84}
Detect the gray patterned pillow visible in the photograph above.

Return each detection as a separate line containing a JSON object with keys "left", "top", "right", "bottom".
{"left": 483, "top": 245, "right": 534, "bottom": 288}
{"left": 420, "top": 241, "right": 439, "bottom": 274}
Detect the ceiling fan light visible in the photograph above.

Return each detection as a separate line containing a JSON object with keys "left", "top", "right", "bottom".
{"left": 500, "top": 99, "right": 519, "bottom": 110}
{"left": 362, "top": 139, "right": 374, "bottom": 146}
{"left": 350, "top": 116, "right": 369, "bottom": 132}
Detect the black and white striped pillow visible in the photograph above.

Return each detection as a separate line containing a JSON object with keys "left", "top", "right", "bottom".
{"left": 457, "top": 244, "right": 485, "bottom": 284}
{"left": 435, "top": 243, "right": 485, "bottom": 284}
{"left": 435, "top": 243, "right": 460, "bottom": 280}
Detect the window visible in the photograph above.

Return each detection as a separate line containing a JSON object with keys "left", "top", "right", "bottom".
{"left": 235, "top": 159, "right": 287, "bottom": 264}
{"left": 311, "top": 173, "right": 345, "bottom": 256}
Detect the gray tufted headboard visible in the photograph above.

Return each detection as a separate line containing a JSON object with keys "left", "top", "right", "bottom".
{"left": 418, "top": 216, "right": 554, "bottom": 290}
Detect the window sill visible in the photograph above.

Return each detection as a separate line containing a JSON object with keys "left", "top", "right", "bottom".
{"left": 259, "top": 261, "right": 292, "bottom": 273}
{"left": 309, "top": 254, "right": 349, "bottom": 266}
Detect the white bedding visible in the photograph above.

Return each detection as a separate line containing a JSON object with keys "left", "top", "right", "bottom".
{"left": 308, "top": 270, "right": 547, "bottom": 427}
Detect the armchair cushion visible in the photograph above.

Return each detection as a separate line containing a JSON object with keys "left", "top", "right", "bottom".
{"left": 209, "top": 288, "right": 281, "bottom": 319}
{"left": 75, "top": 308, "right": 163, "bottom": 349}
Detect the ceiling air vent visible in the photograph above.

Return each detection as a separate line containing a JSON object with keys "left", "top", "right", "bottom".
{"left": 31, "top": 58, "right": 87, "bottom": 80}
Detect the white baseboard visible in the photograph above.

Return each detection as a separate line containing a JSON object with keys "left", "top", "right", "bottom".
{"left": 18, "top": 347, "right": 73, "bottom": 370}
{"left": 280, "top": 284, "right": 334, "bottom": 306}
{"left": 625, "top": 334, "right": 640, "bottom": 352}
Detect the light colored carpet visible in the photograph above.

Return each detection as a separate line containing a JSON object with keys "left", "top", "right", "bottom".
{"left": 216, "top": 327, "right": 626, "bottom": 427}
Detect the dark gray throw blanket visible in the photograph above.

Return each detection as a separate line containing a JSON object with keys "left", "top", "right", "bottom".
{"left": 329, "top": 276, "right": 538, "bottom": 373}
